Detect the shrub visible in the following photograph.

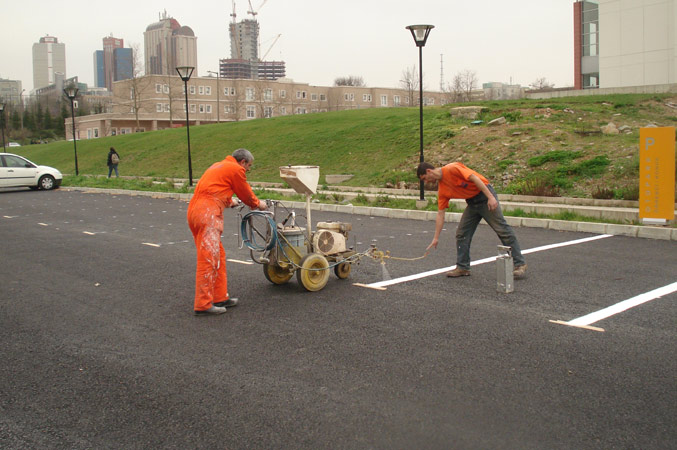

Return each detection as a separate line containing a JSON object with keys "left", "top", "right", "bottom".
{"left": 592, "top": 186, "right": 615, "bottom": 199}
{"left": 619, "top": 185, "right": 639, "bottom": 201}
{"left": 506, "top": 177, "right": 561, "bottom": 197}
{"left": 559, "top": 155, "right": 610, "bottom": 177}
{"left": 497, "top": 159, "right": 516, "bottom": 170}
{"left": 528, "top": 150, "right": 582, "bottom": 167}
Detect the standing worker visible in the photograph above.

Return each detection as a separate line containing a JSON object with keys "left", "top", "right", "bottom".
{"left": 107, "top": 147, "right": 120, "bottom": 178}
{"left": 417, "top": 161, "right": 527, "bottom": 278}
{"left": 187, "top": 148, "right": 268, "bottom": 316}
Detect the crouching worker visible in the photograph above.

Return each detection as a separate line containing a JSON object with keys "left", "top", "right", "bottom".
{"left": 417, "top": 161, "right": 527, "bottom": 279}
{"left": 188, "top": 148, "right": 268, "bottom": 316}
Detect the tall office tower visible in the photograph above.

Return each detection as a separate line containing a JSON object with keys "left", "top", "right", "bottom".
{"left": 103, "top": 36, "right": 124, "bottom": 90}
{"left": 94, "top": 37, "right": 134, "bottom": 90}
{"left": 144, "top": 11, "right": 197, "bottom": 75}
{"left": 94, "top": 50, "right": 105, "bottom": 88}
{"left": 32, "top": 35, "right": 66, "bottom": 90}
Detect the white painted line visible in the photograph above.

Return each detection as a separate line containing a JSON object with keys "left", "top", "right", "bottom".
{"left": 3, "top": 215, "right": 17, "bottom": 219}
{"left": 83, "top": 231, "right": 96, "bottom": 235}
{"left": 142, "top": 242, "right": 161, "bottom": 247}
{"left": 566, "top": 281, "right": 677, "bottom": 327}
{"left": 37, "top": 223, "right": 48, "bottom": 226}
{"left": 364, "top": 234, "right": 613, "bottom": 289}
{"left": 228, "top": 259, "right": 254, "bottom": 265}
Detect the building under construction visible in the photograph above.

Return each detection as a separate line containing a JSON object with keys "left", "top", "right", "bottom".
{"left": 220, "top": 6, "right": 285, "bottom": 80}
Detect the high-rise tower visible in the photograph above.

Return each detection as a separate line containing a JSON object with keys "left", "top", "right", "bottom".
{"left": 144, "top": 11, "right": 197, "bottom": 75}
{"left": 32, "top": 35, "right": 66, "bottom": 90}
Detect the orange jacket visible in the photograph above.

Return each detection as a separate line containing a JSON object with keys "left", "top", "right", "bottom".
{"left": 189, "top": 155, "right": 260, "bottom": 213}
{"left": 437, "top": 162, "right": 490, "bottom": 210}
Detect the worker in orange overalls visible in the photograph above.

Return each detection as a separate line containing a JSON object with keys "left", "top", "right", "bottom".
{"left": 187, "top": 148, "right": 267, "bottom": 316}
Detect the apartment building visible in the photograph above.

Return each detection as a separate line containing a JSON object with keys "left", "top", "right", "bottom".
{"left": 65, "top": 75, "right": 447, "bottom": 140}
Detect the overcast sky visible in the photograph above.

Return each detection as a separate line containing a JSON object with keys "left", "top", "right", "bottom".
{"left": 2, "top": 0, "right": 574, "bottom": 94}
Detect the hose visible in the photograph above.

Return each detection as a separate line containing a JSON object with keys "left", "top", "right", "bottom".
{"left": 240, "top": 211, "right": 277, "bottom": 252}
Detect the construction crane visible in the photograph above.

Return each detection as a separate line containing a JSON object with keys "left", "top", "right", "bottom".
{"left": 229, "top": 0, "right": 241, "bottom": 59}
{"left": 261, "top": 33, "right": 281, "bottom": 60}
{"left": 247, "top": 0, "right": 268, "bottom": 19}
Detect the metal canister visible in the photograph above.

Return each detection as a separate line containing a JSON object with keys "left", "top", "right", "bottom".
{"left": 497, "top": 245, "right": 514, "bottom": 293}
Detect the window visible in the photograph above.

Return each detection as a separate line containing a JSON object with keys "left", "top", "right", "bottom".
{"left": 264, "top": 88, "right": 273, "bottom": 101}
{"left": 224, "top": 105, "right": 233, "bottom": 113}
{"left": 246, "top": 105, "right": 256, "bottom": 118}
{"left": 199, "top": 86, "right": 204, "bottom": 95}
{"left": 279, "top": 89, "right": 286, "bottom": 98}
{"left": 189, "top": 86, "right": 196, "bottom": 95}
{"left": 280, "top": 106, "right": 287, "bottom": 115}
{"left": 205, "top": 86, "right": 211, "bottom": 95}
{"left": 94, "top": 128, "right": 99, "bottom": 138}
{"left": 163, "top": 84, "right": 169, "bottom": 94}
{"left": 156, "top": 103, "right": 163, "bottom": 112}
{"left": 311, "top": 93, "right": 318, "bottom": 101}
{"left": 120, "top": 128, "right": 132, "bottom": 135}
{"left": 199, "top": 104, "right": 205, "bottom": 113}
{"left": 380, "top": 95, "right": 387, "bottom": 106}
{"left": 295, "top": 107, "right": 307, "bottom": 114}
{"left": 394, "top": 95, "right": 401, "bottom": 106}
{"left": 344, "top": 93, "right": 354, "bottom": 101}
{"left": 363, "top": 94, "right": 372, "bottom": 102}
{"left": 206, "top": 104, "right": 212, "bottom": 113}
{"left": 246, "top": 88, "right": 255, "bottom": 100}
{"left": 155, "top": 84, "right": 162, "bottom": 93}
{"left": 130, "top": 88, "right": 135, "bottom": 99}
{"left": 295, "top": 91, "right": 307, "bottom": 99}
{"left": 320, "top": 94, "right": 326, "bottom": 101}
{"left": 225, "top": 87, "right": 235, "bottom": 96}
{"left": 190, "top": 104, "right": 196, "bottom": 113}
{"left": 264, "top": 106, "right": 273, "bottom": 118}
{"left": 164, "top": 103, "right": 170, "bottom": 112}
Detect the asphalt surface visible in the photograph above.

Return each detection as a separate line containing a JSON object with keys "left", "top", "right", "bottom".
{"left": 1, "top": 188, "right": 675, "bottom": 449}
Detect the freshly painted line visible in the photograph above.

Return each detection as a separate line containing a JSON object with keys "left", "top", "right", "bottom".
{"left": 142, "top": 242, "right": 161, "bottom": 247}
{"left": 549, "top": 320, "right": 605, "bottom": 332}
{"left": 353, "top": 283, "right": 387, "bottom": 291}
{"left": 566, "top": 281, "right": 677, "bottom": 327}
{"left": 3, "top": 215, "right": 17, "bottom": 218}
{"left": 83, "top": 231, "right": 96, "bottom": 235}
{"left": 38, "top": 223, "right": 48, "bottom": 226}
{"left": 364, "top": 234, "right": 613, "bottom": 289}
{"left": 227, "top": 259, "right": 254, "bottom": 265}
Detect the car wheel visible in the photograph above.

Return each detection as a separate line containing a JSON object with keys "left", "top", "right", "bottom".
{"left": 39, "top": 175, "right": 56, "bottom": 190}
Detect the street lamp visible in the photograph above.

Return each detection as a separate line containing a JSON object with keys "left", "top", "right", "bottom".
{"left": 63, "top": 86, "right": 79, "bottom": 175}
{"left": 406, "top": 24, "right": 434, "bottom": 201}
{"left": 0, "top": 103, "right": 5, "bottom": 151}
{"left": 176, "top": 66, "right": 195, "bottom": 186}
{"left": 207, "top": 70, "right": 221, "bottom": 123}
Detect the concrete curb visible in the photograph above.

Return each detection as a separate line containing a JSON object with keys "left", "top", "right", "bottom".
{"left": 61, "top": 186, "right": 677, "bottom": 241}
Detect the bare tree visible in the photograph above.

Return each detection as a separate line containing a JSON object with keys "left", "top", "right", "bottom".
{"left": 453, "top": 69, "right": 478, "bottom": 102}
{"left": 529, "top": 77, "right": 555, "bottom": 90}
{"left": 334, "top": 75, "right": 365, "bottom": 87}
{"left": 399, "top": 66, "right": 418, "bottom": 106}
{"left": 127, "top": 43, "right": 151, "bottom": 132}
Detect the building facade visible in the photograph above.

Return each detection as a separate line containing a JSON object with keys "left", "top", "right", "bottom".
{"left": 574, "top": 0, "right": 677, "bottom": 89}
{"left": 0, "top": 79, "right": 23, "bottom": 105}
{"left": 32, "top": 36, "right": 66, "bottom": 91}
{"left": 94, "top": 37, "right": 133, "bottom": 90}
{"left": 144, "top": 12, "right": 198, "bottom": 76}
{"left": 65, "top": 75, "right": 448, "bottom": 140}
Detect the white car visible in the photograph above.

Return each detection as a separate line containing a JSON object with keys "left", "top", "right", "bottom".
{"left": 8, "top": 142, "right": 21, "bottom": 147}
{"left": 0, "top": 153, "right": 62, "bottom": 190}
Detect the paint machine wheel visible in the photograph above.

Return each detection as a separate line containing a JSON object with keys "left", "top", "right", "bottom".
{"left": 263, "top": 263, "right": 294, "bottom": 285}
{"left": 334, "top": 262, "right": 351, "bottom": 279}
{"left": 297, "top": 253, "right": 330, "bottom": 292}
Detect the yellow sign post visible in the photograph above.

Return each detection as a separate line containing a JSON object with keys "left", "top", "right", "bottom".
{"left": 639, "top": 127, "right": 676, "bottom": 224}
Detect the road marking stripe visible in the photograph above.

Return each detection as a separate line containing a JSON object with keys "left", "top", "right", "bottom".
{"left": 228, "top": 259, "right": 254, "bottom": 265}
{"left": 3, "top": 215, "right": 17, "bottom": 218}
{"left": 142, "top": 242, "right": 161, "bottom": 247}
{"left": 38, "top": 223, "right": 48, "bottom": 226}
{"left": 363, "top": 234, "right": 613, "bottom": 289}
{"left": 83, "top": 231, "right": 96, "bottom": 235}
{"left": 565, "top": 281, "right": 677, "bottom": 327}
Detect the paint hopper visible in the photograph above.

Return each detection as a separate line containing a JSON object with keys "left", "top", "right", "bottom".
{"left": 279, "top": 165, "right": 320, "bottom": 228}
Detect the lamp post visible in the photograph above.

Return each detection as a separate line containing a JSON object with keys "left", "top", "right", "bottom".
{"left": 207, "top": 70, "right": 221, "bottom": 123}
{"left": 176, "top": 66, "right": 195, "bottom": 186}
{"left": 406, "top": 24, "right": 434, "bottom": 201}
{"left": 0, "top": 103, "right": 5, "bottom": 150}
{"left": 63, "top": 86, "right": 79, "bottom": 175}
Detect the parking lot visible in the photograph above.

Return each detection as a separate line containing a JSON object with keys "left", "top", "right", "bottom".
{"left": 1, "top": 188, "right": 675, "bottom": 449}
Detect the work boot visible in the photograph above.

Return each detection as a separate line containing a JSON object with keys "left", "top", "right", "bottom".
{"left": 194, "top": 306, "right": 227, "bottom": 316}
{"left": 446, "top": 267, "right": 471, "bottom": 277}
{"left": 214, "top": 298, "right": 239, "bottom": 308}
{"left": 513, "top": 264, "right": 528, "bottom": 279}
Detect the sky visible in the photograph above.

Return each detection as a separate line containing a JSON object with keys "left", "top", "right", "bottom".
{"left": 2, "top": 0, "right": 574, "bottom": 94}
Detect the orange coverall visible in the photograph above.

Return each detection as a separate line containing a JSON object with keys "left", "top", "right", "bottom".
{"left": 187, "top": 155, "right": 260, "bottom": 312}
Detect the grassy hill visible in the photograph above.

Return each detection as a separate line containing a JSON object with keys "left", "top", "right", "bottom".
{"left": 12, "top": 92, "right": 677, "bottom": 198}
